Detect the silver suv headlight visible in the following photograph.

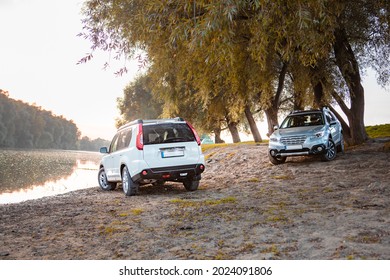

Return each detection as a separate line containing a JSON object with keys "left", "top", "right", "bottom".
{"left": 269, "top": 137, "right": 278, "bottom": 142}
{"left": 311, "top": 130, "right": 325, "bottom": 139}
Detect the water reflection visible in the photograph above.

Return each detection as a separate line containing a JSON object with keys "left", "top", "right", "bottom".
{"left": 0, "top": 150, "right": 102, "bottom": 204}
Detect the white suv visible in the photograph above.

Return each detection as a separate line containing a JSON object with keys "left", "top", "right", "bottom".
{"left": 98, "top": 118, "right": 205, "bottom": 196}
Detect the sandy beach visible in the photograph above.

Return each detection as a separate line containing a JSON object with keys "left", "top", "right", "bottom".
{"left": 1, "top": 140, "right": 389, "bottom": 260}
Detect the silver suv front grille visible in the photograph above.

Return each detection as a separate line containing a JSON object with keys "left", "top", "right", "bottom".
{"left": 280, "top": 135, "right": 307, "bottom": 145}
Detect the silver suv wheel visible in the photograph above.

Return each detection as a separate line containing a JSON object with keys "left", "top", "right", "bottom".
{"left": 322, "top": 139, "right": 337, "bottom": 161}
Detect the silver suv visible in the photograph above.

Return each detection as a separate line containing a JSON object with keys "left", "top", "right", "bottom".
{"left": 98, "top": 118, "right": 205, "bottom": 196}
{"left": 268, "top": 107, "right": 344, "bottom": 164}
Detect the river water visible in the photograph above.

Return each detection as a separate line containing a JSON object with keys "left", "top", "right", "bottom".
{"left": 0, "top": 149, "right": 103, "bottom": 204}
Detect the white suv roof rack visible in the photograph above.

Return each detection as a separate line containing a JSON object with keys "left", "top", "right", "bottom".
{"left": 118, "top": 117, "right": 184, "bottom": 131}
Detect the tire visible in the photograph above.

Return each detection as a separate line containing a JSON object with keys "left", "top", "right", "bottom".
{"left": 268, "top": 153, "right": 287, "bottom": 165}
{"left": 122, "top": 166, "right": 139, "bottom": 196}
{"left": 98, "top": 167, "right": 116, "bottom": 191}
{"left": 183, "top": 180, "right": 199, "bottom": 191}
{"left": 321, "top": 139, "right": 337, "bottom": 161}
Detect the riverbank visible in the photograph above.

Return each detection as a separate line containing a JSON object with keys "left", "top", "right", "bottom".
{"left": 1, "top": 140, "right": 389, "bottom": 259}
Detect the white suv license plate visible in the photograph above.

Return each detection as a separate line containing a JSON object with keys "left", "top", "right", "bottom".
{"left": 161, "top": 149, "right": 185, "bottom": 158}
{"left": 285, "top": 145, "right": 302, "bottom": 150}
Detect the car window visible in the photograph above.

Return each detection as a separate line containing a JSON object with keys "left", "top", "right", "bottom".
{"left": 143, "top": 123, "right": 195, "bottom": 145}
{"left": 325, "top": 111, "right": 336, "bottom": 124}
{"left": 109, "top": 133, "right": 119, "bottom": 153}
{"left": 325, "top": 112, "right": 332, "bottom": 124}
{"left": 117, "top": 128, "right": 132, "bottom": 151}
{"left": 280, "top": 113, "right": 324, "bottom": 128}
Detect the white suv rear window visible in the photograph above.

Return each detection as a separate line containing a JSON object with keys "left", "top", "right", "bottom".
{"left": 143, "top": 123, "right": 195, "bottom": 145}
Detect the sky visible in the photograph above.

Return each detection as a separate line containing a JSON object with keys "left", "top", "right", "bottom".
{"left": 0, "top": 0, "right": 140, "bottom": 140}
{"left": 1, "top": 0, "right": 389, "bottom": 142}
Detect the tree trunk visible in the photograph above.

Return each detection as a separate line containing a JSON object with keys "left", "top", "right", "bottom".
{"left": 293, "top": 91, "right": 304, "bottom": 111}
{"left": 226, "top": 117, "right": 241, "bottom": 143}
{"left": 310, "top": 65, "right": 354, "bottom": 143}
{"left": 264, "top": 107, "right": 279, "bottom": 137}
{"left": 333, "top": 26, "right": 368, "bottom": 145}
{"left": 312, "top": 80, "right": 327, "bottom": 108}
{"left": 213, "top": 127, "right": 225, "bottom": 143}
{"left": 264, "top": 61, "right": 288, "bottom": 136}
{"left": 244, "top": 105, "right": 262, "bottom": 142}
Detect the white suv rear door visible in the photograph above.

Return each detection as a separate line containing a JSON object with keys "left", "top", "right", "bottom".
{"left": 142, "top": 122, "right": 201, "bottom": 168}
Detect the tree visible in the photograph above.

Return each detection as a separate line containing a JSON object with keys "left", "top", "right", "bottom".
{"left": 0, "top": 91, "right": 81, "bottom": 150}
{"left": 116, "top": 73, "right": 163, "bottom": 127}
{"left": 79, "top": 0, "right": 390, "bottom": 145}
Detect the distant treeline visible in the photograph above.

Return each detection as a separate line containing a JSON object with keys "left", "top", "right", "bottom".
{"left": 0, "top": 90, "right": 109, "bottom": 151}
{"left": 78, "top": 136, "right": 110, "bottom": 152}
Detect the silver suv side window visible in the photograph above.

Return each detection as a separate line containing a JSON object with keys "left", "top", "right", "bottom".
{"left": 325, "top": 111, "right": 336, "bottom": 124}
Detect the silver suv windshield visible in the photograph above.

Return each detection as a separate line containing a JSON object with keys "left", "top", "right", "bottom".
{"left": 280, "top": 112, "right": 324, "bottom": 129}
{"left": 143, "top": 123, "right": 195, "bottom": 145}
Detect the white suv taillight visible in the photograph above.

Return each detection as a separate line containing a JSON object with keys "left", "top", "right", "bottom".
{"left": 136, "top": 123, "right": 144, "bottom": 150}
{"left": 186, "top": 121, "right": 201, "bottom": 146}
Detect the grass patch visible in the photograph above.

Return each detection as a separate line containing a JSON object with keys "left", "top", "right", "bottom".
{"left": 248, "top": 178, "right": 260, "bottom": 183}
{"left": 272, "top": 175, "right": 294, "bottom": 180}
{"left": 118, "top": 208, "right": 144, "bottom": 217}
{"left": 204, "top": 151, "right": 216, "bottom": 160}
{"left": 102, "top": 226, "right": 117, "bottom": 235}
{"left": 209, "top": 196, "right": 237, "bottom": 205}
{"left": 169, "top": 198, "right": 198, "bottom": 207}
{"left": 366, "top": 124, "right": 390, "bottom": 138}
{"left": 169, "top": 196, "right": 237, "bottom": 208}
{"left": 261, "top": 244, "right": 281, "bottom": 256}
{"left": 226, "top": 152, "right": 236, "bottom": 159}
{"left": 201, "top": 143, "right": 229, "bottom": 153}
{"left": 201, "top": 141, "right": 268, "bottom": 153}
{"left": 130, "top": 208, "right": 144, "bottom": 215}
{"left": 239, "top": 242, "right": 256, "bottom": 253}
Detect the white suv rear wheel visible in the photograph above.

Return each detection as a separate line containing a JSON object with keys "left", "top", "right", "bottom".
{"left": 183, "top": 180, "right": 199, "bottom": 191}
{"left": 122, "top": 166, "right": 139, "bottom": 196}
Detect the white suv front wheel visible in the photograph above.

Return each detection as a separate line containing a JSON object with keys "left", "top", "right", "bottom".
{"left": 122, "top": 166, "right": 139, "bottom": 196}
{"left": 98, "top": 167, "right": 117, "bottom": 191}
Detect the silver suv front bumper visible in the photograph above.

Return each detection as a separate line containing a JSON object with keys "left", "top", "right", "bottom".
{"left": 269, "top": 136, "right": 328, "bottom": 157}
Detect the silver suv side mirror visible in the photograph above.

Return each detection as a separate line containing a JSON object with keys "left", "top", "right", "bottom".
{"left": 100, "top": 147, "right": 108, "bottom": 154}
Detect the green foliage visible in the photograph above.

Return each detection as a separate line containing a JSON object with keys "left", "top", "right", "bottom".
{"left": 116, "top": 74, "right": 163, "bottom": 127}
{"left": 0, "top": 90, "right": 80, "bottom": 149}
{"left": 79, "top": 136, "right": 110, "bottom": 152}
{"left": 0, "top": 90, "right": 109, "bottom": 151}
{"left": 365, "top": 124, "right": 390, "bottom": 138}
{"left": 79, "top": 0, "right": 390, "bottom": 144}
